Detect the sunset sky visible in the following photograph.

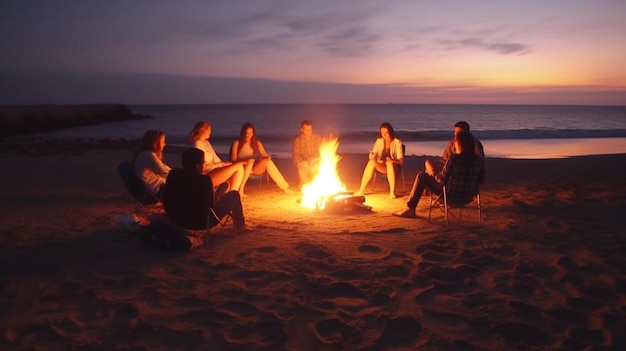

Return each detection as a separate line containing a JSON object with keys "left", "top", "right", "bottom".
{"left": 1, "top": 0, "right": 625, "bottom": 105}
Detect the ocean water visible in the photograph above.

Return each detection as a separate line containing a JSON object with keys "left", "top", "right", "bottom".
{"left": 10, "top": 104, "right": 626, "bottom": 159}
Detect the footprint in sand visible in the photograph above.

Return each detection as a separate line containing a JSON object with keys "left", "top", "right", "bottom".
{"left": 382, "top": 264, "right": 410, "bottom": 277}
{"left": 371, "top": 286, "right": 396, "bottom": 306}
{"left": 358, "top": 244, "right": 381, "bottom": 253}
{"left": 295, "top": 243, "right": 332, "bottom": 260}
{"left": 321, "top": 281, "right": 362, "bottom": 298}
{"left": 376, "top": 316, "right": 422, "bottom": 347}
{"left": 216, "top": 301, "right": 258, "bottom": 317}
{"left": 545, "top": 307, "right": 587, "bottom": 327}
{"left": 423, "top": 308, "right": 470, "bottom": 331}
{"left": 508, "top": 300, "right": 543, "bottom": 320}
{"left": 314, "top": 318, "right": 355, "bottom": 344}
{"left": 330, "top": 268, "right": 361, "bottom": 280}
{"left": 495, "top": 321, "right": 552, "bottom": 346}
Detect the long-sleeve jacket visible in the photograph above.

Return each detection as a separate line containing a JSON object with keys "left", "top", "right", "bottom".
{"left": 134, "top": 151, "right": 171, "bottom": 195}
{"left": 369, "top": 138, "right": 403, "bottom": 164}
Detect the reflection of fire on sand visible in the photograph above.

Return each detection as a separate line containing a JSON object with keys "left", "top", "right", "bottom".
{"left": 2, "top": 144, "right": 625, "bottom": 350}
{"left": 298, "top": 137, "right": 371, "bottom": 213}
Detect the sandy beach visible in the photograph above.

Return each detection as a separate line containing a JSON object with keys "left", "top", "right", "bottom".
{"left": 1, "top": 145, "right": 625, "bottom": 350}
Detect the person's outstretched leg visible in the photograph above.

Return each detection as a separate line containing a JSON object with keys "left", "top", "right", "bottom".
{"left": 209, "top": 163, "right": 244, "bottom": 194}
{"left": 238, "top": 160, "right": 255, "bottom": 196}
{"left": 265, "top": 160, "right": 292, "bottom": 193}
{"left": 394, "top": 171, "right": 428, "bottom": 218}
{"left": 354, "top": 159, "right": 377, "bottom": 196}
{"left": 297, "top": 162, "right": 311, "bottom": 188}
{"left": 386, "top": 161, "right": 397, "bottom": 198}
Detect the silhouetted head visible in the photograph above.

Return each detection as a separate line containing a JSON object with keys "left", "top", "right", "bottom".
{"left": 182, "top": 148, "right": 205, "bottom": 173}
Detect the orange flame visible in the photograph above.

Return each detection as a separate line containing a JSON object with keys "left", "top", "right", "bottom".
{"left": 301, "top": 137, "right": 346, "bottom": 209}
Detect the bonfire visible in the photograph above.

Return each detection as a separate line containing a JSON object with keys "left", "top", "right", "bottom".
{"left": 300, "top": 137, "right": 347, "bottom": 209}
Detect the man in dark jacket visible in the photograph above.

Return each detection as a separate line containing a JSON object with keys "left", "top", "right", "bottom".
{"left": 161, "top": 148, "right": 250, "bottom": 248}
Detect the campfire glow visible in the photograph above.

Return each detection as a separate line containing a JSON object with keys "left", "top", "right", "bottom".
{"left": 301, "top": 138, "right": 347, "bottom": 209}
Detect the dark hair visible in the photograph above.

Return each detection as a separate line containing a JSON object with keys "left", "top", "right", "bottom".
{"left": 301, "top": 120, "right": 313, "bottom": 128}
{"left": 236, "top": 123, "right": 259, "bottom": 154}
{"left": 182, "top": 148, "right": 204, "bottom": 172}
{"left": 454, "top": 121, "right": 470, "bottom": 131}
{"left": 456, "top": 131, "right": 476, "bottom": 169}
{"left": 131, "top": 129, "right": 165, "bottom": 165}
{"left": 379, "top": 122, "right": 396, "bottom": 140}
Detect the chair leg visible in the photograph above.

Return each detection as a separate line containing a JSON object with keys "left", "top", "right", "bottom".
{"left": 209, "top": 208, "right": 236, "bottom": 237}
{"left": 477, "top": 193, "right": 482, "bottom": 226}
{"left": 428, "top": 191, "right": 433, "bottom": 222}
{"left": 443, "top": 188, "right": 449, "bottom": 229}
{"left": 256, "top": 172, "right": 270, "bottom": 189}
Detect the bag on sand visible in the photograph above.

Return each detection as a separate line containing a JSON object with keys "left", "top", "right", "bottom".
{"left": 140, "top": 222, "right": 204, "bottom": 251}
{"left": 114, "top": 213, "right": 149, "bottom": 233}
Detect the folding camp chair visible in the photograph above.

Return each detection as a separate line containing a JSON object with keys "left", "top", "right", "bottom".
{"left": 373, "top": 144, "right": 407, "bottom": 192}
{"left": 428, "top": 185, "right": 481, "bottom": 229}
{"left": 209, "top": 208, "right": 236, "bottom": 236}
{"left": 248, "top": 171, "right": 270, "bottom": 188}
{"left": 117, "top": 161, "right": 163, "bottom": 215}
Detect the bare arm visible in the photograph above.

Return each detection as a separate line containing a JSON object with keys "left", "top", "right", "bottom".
{"left": 257, "top": 140, "right": 270, "bottom": 158}
{"left": 230, "top": 140, "right": 239, "bottom": 161}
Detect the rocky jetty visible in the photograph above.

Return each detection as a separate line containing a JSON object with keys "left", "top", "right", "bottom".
{"left": 0, "top": 104, "right": 152, "bottom": 137}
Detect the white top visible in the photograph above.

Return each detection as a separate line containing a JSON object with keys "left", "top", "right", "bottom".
{"left": 369, "top": 137, "right": 403, "bottom": 162}
{"left": 235, "top": 142, "right": 256, "bottom": 160}
{"left": 190, "top": 139, "right": 223, "bottom": 172}
{"left": 134, "top": 151, "right": 171, "bottom": 195}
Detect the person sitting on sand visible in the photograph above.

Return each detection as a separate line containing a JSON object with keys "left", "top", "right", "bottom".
{"left": 354, "top": 122, "right": 404, "bottom": 199}
{"left": 188, "top": 121, "right": 248, "bottom": 194}
{"left": 131, "top": 129, "right": 172, "bottom": 200}
{"left": 292, "top": 120, "right": 322, "bottom": 188}
{"left": 393, "top": 131, "right": 485, "bottom": 218}
{"left": 162, "top": 148, "right": 252, "bottom": 246}
{"left": 230, "top": 123, "right": 295, "bottom": 195}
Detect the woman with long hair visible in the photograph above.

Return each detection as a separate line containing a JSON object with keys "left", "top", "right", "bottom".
{"left": 131, "top": 129, "right": 171, "bottom": 199}
{"left": 188, "top": 121, "right": 248, "bottom": 194}
{"left": 230, "top": 123, "right": 294, "bottom": 195}
{"left": 354, "top": 122, "right": 404, "bottom": 198}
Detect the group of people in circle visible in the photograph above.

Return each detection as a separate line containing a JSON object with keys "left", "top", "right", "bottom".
{"left": 130, "top": 119, "right": 485, "bottom": 242}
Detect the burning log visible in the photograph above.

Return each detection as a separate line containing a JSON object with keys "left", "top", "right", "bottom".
{"left": 316, "top": 192, "right": 372, "bottom": 213}
{"left": 300, "top": 137, "right": 372, "bottom": 213}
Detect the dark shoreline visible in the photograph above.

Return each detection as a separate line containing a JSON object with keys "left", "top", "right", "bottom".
{"left": 0, "top": 104, "right": 152, "bottom": 137}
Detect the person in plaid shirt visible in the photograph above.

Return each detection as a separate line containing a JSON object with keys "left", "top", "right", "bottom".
{"left": 393, "top": 131, "right": 484, "bottom": 218}
{"left": 292, "top": 120, "right": 322, "bottom": 188}
{"left": 427, "top": 121, "right": 484, "bottom": 175}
